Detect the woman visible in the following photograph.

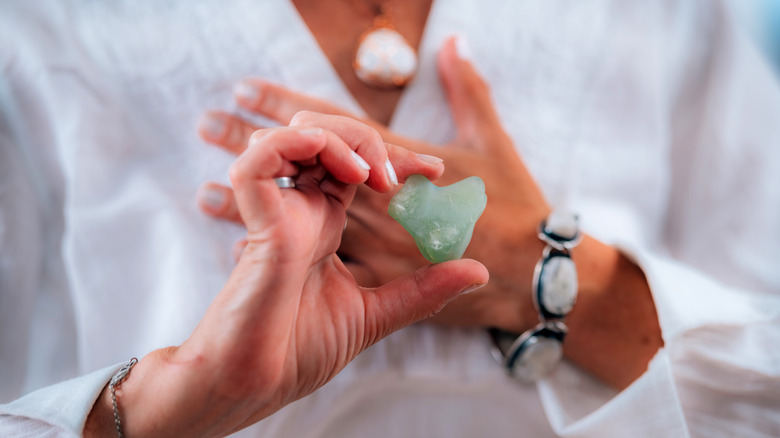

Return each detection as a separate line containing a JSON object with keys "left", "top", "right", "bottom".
{"left": 1, "top": 0, "right": 779, "bottom": 436}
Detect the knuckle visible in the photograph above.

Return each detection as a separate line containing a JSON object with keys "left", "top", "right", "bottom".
{"left": 383, "top": 142, "right": 399, "bottom": 156}
{"left": 357, "top": 125, "right": 385, "bottom": 152}
{"left": 368, "top": 127, "right": 384, "bottom": 145}
{"left": 290, "top": 110, "right": 315, "bottom": 126}
{"left": 228, "top": 160, "right": 246, "bottom": 187}
{"left": 247, "top": 129, "right": 266, "bottom": 146}
{"left": 252, "top": 81, "right": 272, "bottom": 109}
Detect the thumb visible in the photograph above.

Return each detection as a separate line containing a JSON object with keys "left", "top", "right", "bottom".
{"left": 361, "top": 259, "right": 489, "bottom": 344}
{"left": 437, "top": 36, "right": 506, "bottom": 149}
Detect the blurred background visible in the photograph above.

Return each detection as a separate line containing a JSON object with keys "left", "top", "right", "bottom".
{"left": 730, "top": 0, "right": 780, "bottom": 73}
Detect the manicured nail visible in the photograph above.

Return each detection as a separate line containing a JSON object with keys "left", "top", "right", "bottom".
{"left": 384, "top": 159, "right": 398, "bottom": 185}
{"left": 299, "top": 127, "right": 323, "bottom": 137}
{"left": 351, "top": 150, "right": 371, "bottom": 170}
{"left": 459, "top": 283, "right": 485, "bottom": 295}
{"left": 197, "top": 186, "right": 225, "bottom": 209}
{"left": 455, "top": 34, "right": 472, "bottom": 61}
{"left": 417, "top": 153, "right": 443, "bottom": 165}
{"left": 198, "top": 113, "right": 227, "bottom": 141}
{"left": 233, "top": 80, "right": 259, "bottom": 103}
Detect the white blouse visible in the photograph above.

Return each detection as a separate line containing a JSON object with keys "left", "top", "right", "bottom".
{"left": 1, "top": 0, "right": 778, "bottom": 437}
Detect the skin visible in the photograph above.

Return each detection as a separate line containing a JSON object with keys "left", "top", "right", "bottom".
{"left": 197, "top": 36, "right": 664, "bottom": 389}
{"left": 291, "top": 0, "right": 434, "bottom": 125}
{"left": 83, "top": 119, "right": 488, "bottom": 437}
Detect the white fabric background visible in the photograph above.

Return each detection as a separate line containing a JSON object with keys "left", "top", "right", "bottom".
{"left": 1, "top": 0, "right": 779, "bottom": 437}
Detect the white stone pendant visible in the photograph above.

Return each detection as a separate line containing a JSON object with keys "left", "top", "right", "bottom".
{"left": 353, "top": 26, "right": 417, "bottom": 88}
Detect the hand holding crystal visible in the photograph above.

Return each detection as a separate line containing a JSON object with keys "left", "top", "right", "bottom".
{"left": 84, "top": 118, "right": 488, "bottom": 437}
{"left": 196, "top": 36, "right": 662, "bottom": 389}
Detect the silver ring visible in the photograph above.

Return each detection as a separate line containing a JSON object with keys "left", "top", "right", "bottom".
{"left": 274, "top": 177, "right": 296, "bottom": 189}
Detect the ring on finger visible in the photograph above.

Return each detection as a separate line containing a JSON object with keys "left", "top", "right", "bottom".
{"left": 274, "top": 177, "right": 296, "bottom": 189}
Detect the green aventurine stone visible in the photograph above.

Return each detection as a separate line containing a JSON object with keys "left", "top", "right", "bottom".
{"left": 388, "top": 175, "right": 487, "bottom": 263}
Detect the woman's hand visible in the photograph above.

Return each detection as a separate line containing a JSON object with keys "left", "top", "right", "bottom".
{"left": 84, "top": 116, "right": 488, "bottom": 437}
{"left": 196, "top": 36, "right": 662, "bottom": 389}
{"left": 197, "top": 37, "right": 550, "bottom": 333}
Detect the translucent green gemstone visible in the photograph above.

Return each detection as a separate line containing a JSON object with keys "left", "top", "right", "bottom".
{"left": 388, "top": 175, "right": 487, "bottom": 263}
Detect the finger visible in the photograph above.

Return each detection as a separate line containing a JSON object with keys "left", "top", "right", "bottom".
{"left": 437, "top": 36, "right": 509, "bottom": 152}
{"left": 197, "top": 110, "right": 259, "bottom": 155}
{"left": 232, "top": 238, "right": 248, "bottom": 263}
{"left": 232, "top": 127, "right": 373, "bottom": 229}
{"left": 362, "top": 259, "right": 489, "bottom": 343}
{"left": 196, "top": 182, "right": 243, "bottom": 224}
{"left": 248, "top": 126, "right": 371, "bottom": 189}
{"left": 289, "top": 112, "right": 446, "bottom": 190}
{"left": 234, "top": 79, "right": 354, "bottom": 125}
{"left": 232, "top": 77, "right": 421, "bottom": 152}
{"left": 341, "top": 261, "right": 379, "bottom": 288}
{"left": 230, "top": 128, "right": 327, "bottom": 231}
{"left": 290, "top": 112, "right": 396, "bottom": 192}
{"left": 385, "top": 143, "right": 445, "bottom": 183}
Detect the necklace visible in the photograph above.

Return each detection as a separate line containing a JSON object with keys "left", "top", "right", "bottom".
{"left": 353, "top": 0, "right": 418, "bottom": 89}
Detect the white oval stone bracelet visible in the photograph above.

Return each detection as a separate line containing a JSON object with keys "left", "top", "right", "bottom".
{"left": 490, "top": 210, "right": 581, "bottom": 381}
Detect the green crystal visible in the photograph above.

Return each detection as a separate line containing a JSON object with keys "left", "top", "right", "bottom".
{"left": 388, "top": 175, "right": 487, "bottom": 263}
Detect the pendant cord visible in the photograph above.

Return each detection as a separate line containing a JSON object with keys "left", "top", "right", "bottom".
{"left": 371, "top": 1, "right": 393, "bottom": 29}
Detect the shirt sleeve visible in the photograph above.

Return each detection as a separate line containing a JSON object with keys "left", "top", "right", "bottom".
{"left": 0, "top": 363, "right": 122, "bottom": 437}
{"left": 637, "top": 2, "right": 780, "bottom": 432}
{"left": 538, "top": 2, "right": 780, "bottom": 436}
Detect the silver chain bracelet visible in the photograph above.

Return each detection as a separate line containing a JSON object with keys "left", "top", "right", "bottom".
{"left": 109, "top": 357, "right": 138, "bottom": 438}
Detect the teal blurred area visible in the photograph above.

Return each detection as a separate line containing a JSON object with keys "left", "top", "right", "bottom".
{"left": 730, "top": 0, "right": 780, "bottom": 73}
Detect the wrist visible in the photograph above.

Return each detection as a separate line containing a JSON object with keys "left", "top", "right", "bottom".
{"left": 490, "top": 210, "right": 581, "bottom": 381}
{"left": 572, "top": 235, "right": 622, "bottom": 301}
{"left": 83, "top": 378, "right": 115, "bottom": 437}
{"left": 84, "top": 348, "right": 214, "bottom": 438}
{"left": 564, "top": 238, "right": 664, "bottom": 388}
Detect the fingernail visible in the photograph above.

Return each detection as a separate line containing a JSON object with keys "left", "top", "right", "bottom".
{"left": 248, "top": 134, "right": 262, "bottom": 149}
{"left": 197, "top": 186, "right": 225, "bottom": 209}
{"left": 417, "top": 153, "right": 443, "bottom": 165}
{"left": 351, "top": 150, "right": 371, "bottom": 170}
{"left": 384, "top": 159, "right": 398, "bottom": 185}
{"left": 198, "top": 113, "right": 227, "bottom": 141}
{"left": 459, "top": 283, "right": 485, "bottom": 295}
{"left": 299, "top": 127, "right": 323, "bottom": 137}
{"left": 233, "top": 80, "right": 259, "bottom": 103}
{"left": 455, "top": 34, "right": 472, "bottom": 61}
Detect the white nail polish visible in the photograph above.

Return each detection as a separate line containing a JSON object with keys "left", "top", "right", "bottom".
{"left": 351, "top": 150, "right": 371, "bottom": 170}
{"left": 417, "top": 153, "right": 443, "bottom": 165}
{"left": 198, "top": 114, "right": 227, "bottom": 140}
{"left": 197, "top": 187, "right": 225, "bottom": 209}
{"left": 233, "top": 81, "right": 258, "bottom": 103}
{"left": 384, "top": 159, "right": 398, "bottom": 185}
{"left": 460, "top": 283, "right": 485, "bottom": 295}
{"left": 455, "top": 34, "right": 472, "bottom": 61}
